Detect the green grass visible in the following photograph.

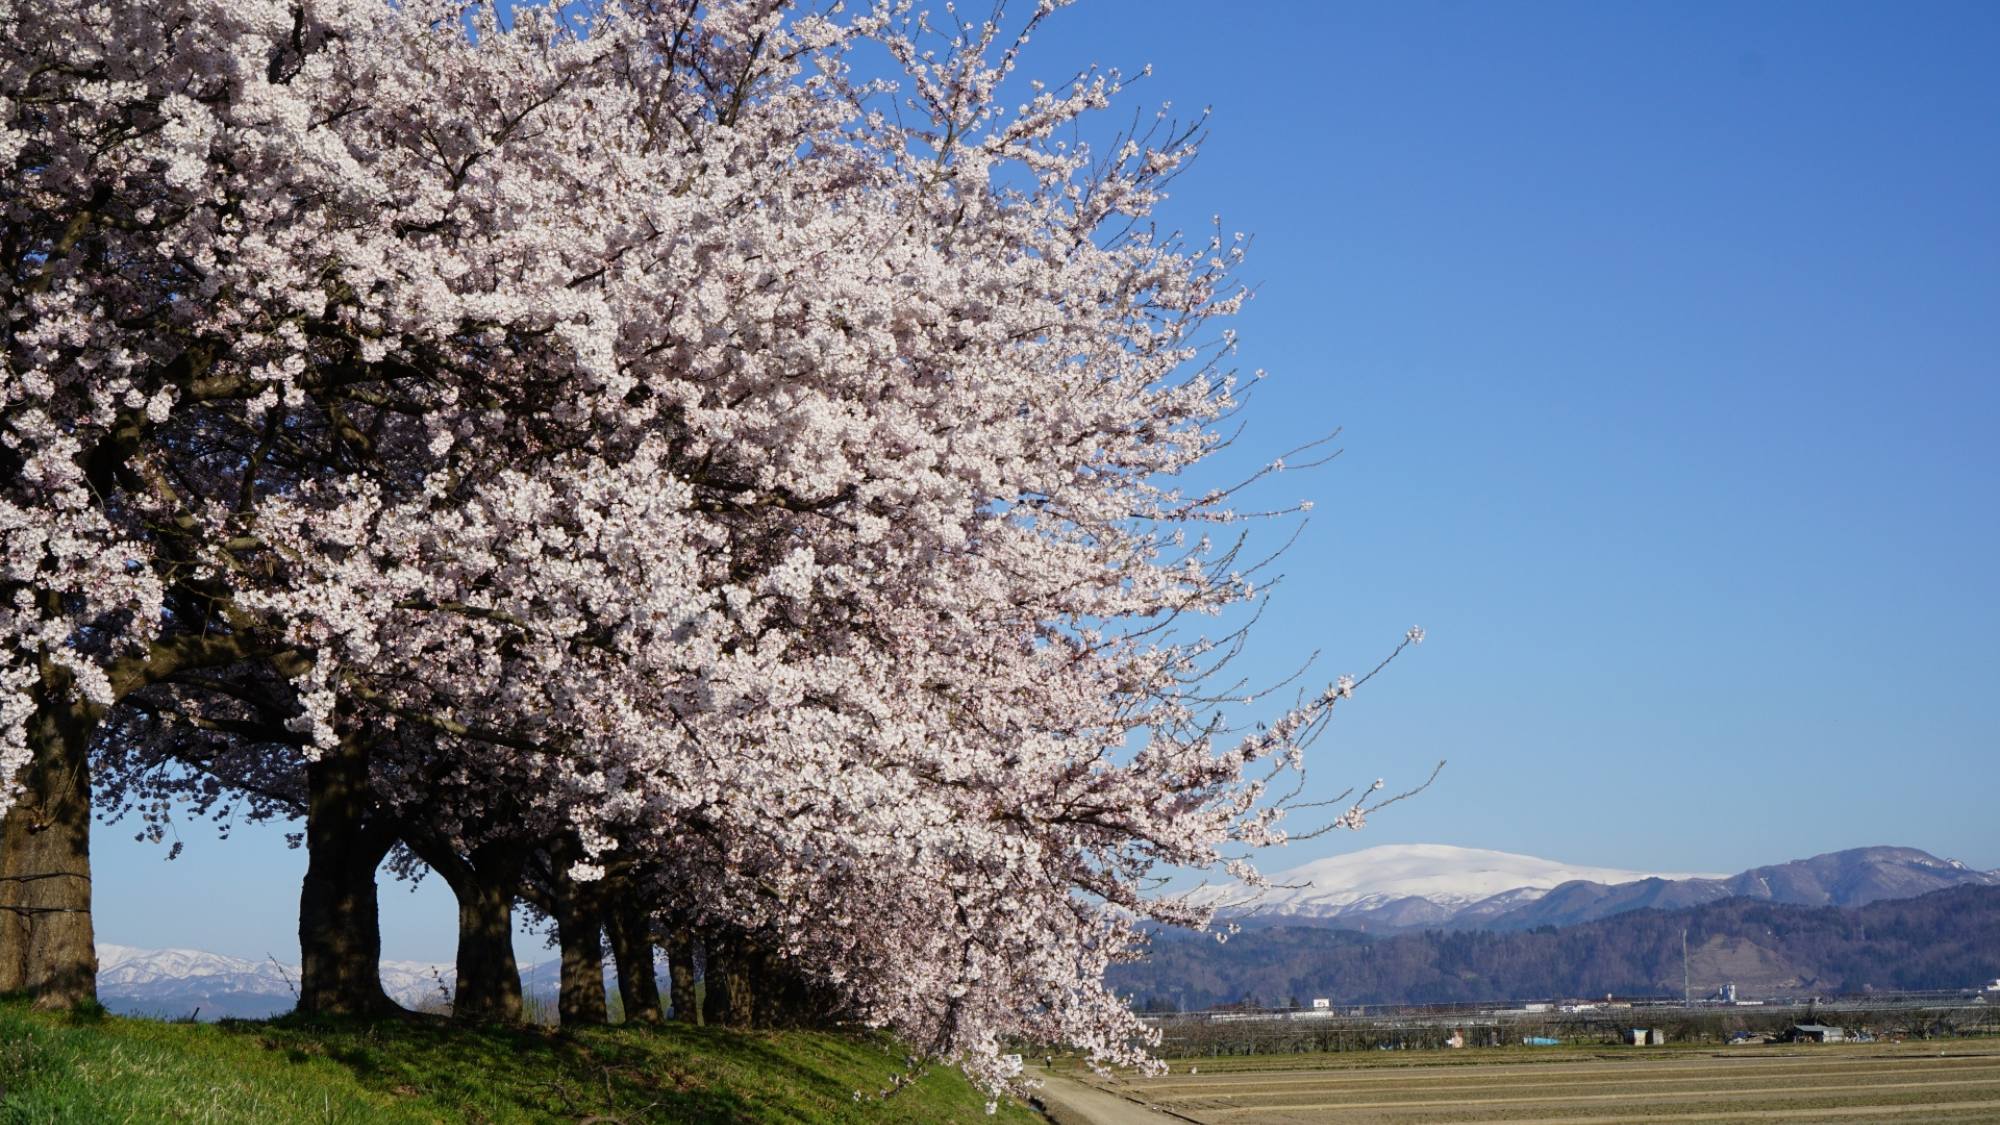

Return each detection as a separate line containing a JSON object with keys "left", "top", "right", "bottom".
{"left": 0, "top": 1000, "right": 1041, "bottom": 1123}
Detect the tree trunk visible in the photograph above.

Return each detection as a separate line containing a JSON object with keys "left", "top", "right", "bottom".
{"left": 755, "top": 951, "right": 821, "bottom": 1029}
{"left": 701, "top": 932, "right": 732, "bottom": 1026}
{"left": 702, "top": 931, "right": 758, "bottom": 1028}
{"left": 750, "top": 948, "right": 782, "bottom": 1028}
{"left": 432, "top": 839, "right": 527, "bottom": 1025}
{"left": 0, "top": 671, "right": 98, "bottom": 1010}
{"left": 296, "top": 736, "right": 401, "bottom": 1016}
{"left": 397, "top": 823, "right": 530, "bottom": 1026}
{"left": 401, "top": 826, "right": 529, "bottom": 1024}
{"left": 552, "top": 845, "right": 607, "bottom": 1027}
{"left": 668, "top": 924, "right": 698, "bottom": 1024}
{"left": 607, "top": 900, "right": 661, "bottom": 1025}
{"left": 727, "top": 943, "right": 761, "bottom": 1028}
{"left": 556, "top": 909, "right": 606, "bottom": 1026}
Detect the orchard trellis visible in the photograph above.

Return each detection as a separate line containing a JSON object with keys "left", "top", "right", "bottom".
{"left": 0, "top": 0, "right": 1417, "bottom": 1097}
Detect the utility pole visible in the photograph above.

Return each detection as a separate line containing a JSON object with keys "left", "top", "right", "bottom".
{"left": 1682, "top": 928, "right": 1691, "bottom": 1008}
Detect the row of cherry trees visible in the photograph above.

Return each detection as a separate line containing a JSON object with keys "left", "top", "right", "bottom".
{"left": 1, "top": 0, "right": 1413, "bottom": 1094}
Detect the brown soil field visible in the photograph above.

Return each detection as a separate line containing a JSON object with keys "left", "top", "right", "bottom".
{"left": 1067, "top": 1041, "right": 2000, "bottom": 1123}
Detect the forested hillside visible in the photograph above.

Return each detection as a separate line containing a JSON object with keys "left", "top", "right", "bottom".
{"left": 1112, "top": 885, "right": 2000, "bottom": 1010}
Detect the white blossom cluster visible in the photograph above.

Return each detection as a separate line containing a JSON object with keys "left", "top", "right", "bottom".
{"left": 2, "top": 0, "right": 1407, "bottom": 1094}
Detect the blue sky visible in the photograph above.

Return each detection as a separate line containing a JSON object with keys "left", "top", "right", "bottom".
{"left": 94, "top": 0, "right": 2000, "bottom": 963}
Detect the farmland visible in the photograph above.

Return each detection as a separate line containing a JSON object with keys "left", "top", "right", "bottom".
{"left": 1067, "top": 1041, "right": 2000, "bottom": 1123}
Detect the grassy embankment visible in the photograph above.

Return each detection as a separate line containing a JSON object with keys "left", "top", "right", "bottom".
{"left": 0, "top": 999, "right": 1040, "bottom": 1123}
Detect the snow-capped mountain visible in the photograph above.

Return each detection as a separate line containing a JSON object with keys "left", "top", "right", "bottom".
{"left": 93, "top": 944, "right": 639, "bottom": 1020}
{"left": 1479, "top": 845, "right": 2000, "bottom": 931}
{"left": 1201, "top": 843, "right": 1723, "bottom": 925}
{"left": 96, "top": 943, "right": 452, "bottom": 1019}
{"left": 96, "top": 848, "right": 1992, "bottom": 1019}
{"left": 1196, "top": 843, "right": 2000, "bottom": 932}
{"left": 99, "top": 944, "right": 295, "bottom": 994}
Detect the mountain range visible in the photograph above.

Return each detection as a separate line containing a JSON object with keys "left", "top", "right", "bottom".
{"left": 97, "top": 944, "right": 454, "bottom": 1020}
{"left": 96, "top": 944, "right": 643, "bottom": 1021}
{"left": 1207, "top": 844, "right": 2000, "bottom": 931}
{"left": 1114, "top": 884, "right": 2000, "bottom": 1009}
{"left": 97, "top": 844, "right": 1998, "bottom": 1018}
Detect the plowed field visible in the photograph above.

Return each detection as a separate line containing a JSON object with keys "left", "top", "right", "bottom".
{"left": 1074, "top": 1042, "right": 2000, "bottom": 1123}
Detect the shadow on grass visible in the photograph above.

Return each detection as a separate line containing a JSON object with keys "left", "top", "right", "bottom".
{"left": 0, "top": 989, "right": 106, "bottom": 1021}
{"left": 1, "top": 1000, "right": 1010, "bottom": 1123}
{"left": 222, "top": 1013, "right": 772, "bottom": 1123}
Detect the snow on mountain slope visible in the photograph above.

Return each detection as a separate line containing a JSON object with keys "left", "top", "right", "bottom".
{"left": 95, "top": 943, "right": 454, "bottom": 1017}
{"left": 1481, "top": 845, "right": 2000, "bottom": 930}
{"left": 1205, "top": 843, "right": 1723, "bottom": 919}
{"left": 97, "top": 943, "right": 295, "bottom": 991}
{"left": 381, "top": 960, "right": 456, "bottom": 1008}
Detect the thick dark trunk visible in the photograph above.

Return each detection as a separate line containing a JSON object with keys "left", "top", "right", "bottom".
{"left": 754, "top": 951, "right": 821, "bottom": 1029}
{"left": 724, "top": 940, "right": 760, "bottom": 1020}
{"left": 725, "top": 964, "right": 755, "bottom": 1027}
{"left": 607, "top": 901, "right": 661, "bottom": 1025}
{"left": 416, "top": 837, "right": 527, "bottom": 1025}
{"left": 700, "top": 932, "right": 732, "bottom": 1026}
{"left": 720, "top": 944, "right": 822, "bottom": 1029}
{"left": 557, "top": 912, "right": 606, "bottom": 1026}
{"left": 741, "top": 948, "right": 778, "bottom": 1028}
{"left": 451, "top": 842, "right": 525, "bottom": 1024}
{"left": 668, "top": 925, "right": 698, "bottom": 1024}
{"left": 296, "top": 738, "right": 399, "bottom": 1017}
{"left": 403, "top": 828, "right": 528, "bottom": 1024}
{"left": 0, "top": 671, "right": 98, "bottom": 1009}
{"left": 701, "top": 931, "right": 757, "bottom": 1029}
{"left": 552, "top": 846, "right": 607, "bottom": 1027}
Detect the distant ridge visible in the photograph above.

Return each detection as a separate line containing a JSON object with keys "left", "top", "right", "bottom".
{"left": 1115, "top": 883, "right": 2000, "bottom": 1009}
{"left": 96, "top": 944, "right": 452, "bottom": 1019}
{"left": 1202, "top": 844, "right": 1999, "bottom": 932}
{"left": 1473, "top": 845, "right": 2000, "bottom": 930}
{"left": 94, "top": 943, "right": 652, "bottom": 1021}
{"left": 97, "top": 846, "right": 1998, "bottom": 1019}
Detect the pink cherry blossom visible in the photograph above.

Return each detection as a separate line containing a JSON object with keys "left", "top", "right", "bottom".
{"left": 3, "top": 0, "right": 1418, "bottom": 1093}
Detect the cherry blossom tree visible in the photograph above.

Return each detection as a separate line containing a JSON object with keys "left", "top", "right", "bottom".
{"left": 4, "top": 0, "right": 1420, "bottom": 1093}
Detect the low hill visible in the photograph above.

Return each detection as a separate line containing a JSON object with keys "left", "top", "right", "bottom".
{"left": 0, "top": 1002, "right": 1037, "bottom": 1123}
{"left": 1113, "top": 884, "right": 2000, "bottom": 1010}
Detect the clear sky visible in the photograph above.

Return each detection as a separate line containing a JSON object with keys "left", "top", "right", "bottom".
{"left": 93, "top": 0, "right": 2000, "bottom": 964}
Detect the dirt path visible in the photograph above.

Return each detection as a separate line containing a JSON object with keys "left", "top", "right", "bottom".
{"left": 1028, "top": 1067, "right": 1194, "bottom": 1125}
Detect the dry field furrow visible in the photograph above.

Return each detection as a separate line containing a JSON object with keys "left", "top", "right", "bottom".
{"left": 1150, "top": 1046, "right": 1998, "bottom": 1076}
{"left": 1186, "top": 1074, "right": 2000, "bottom": 1114}
{"left": 1068, "top": 1042, "right": 2000, "bottom": 1124}
{"left": 1150, "top": 1049, "right": 1997, "bottom": 1075}
{"left": 1130, "top": 1056, "right": 2000, "bottom": 1098}
{"left": 1448, "top": 1100, "right": 2000, "bottom": 1124}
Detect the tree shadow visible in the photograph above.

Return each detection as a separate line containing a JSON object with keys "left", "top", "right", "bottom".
{"left": 217, "top": 1014, "right": 763, "bottom": 1122}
